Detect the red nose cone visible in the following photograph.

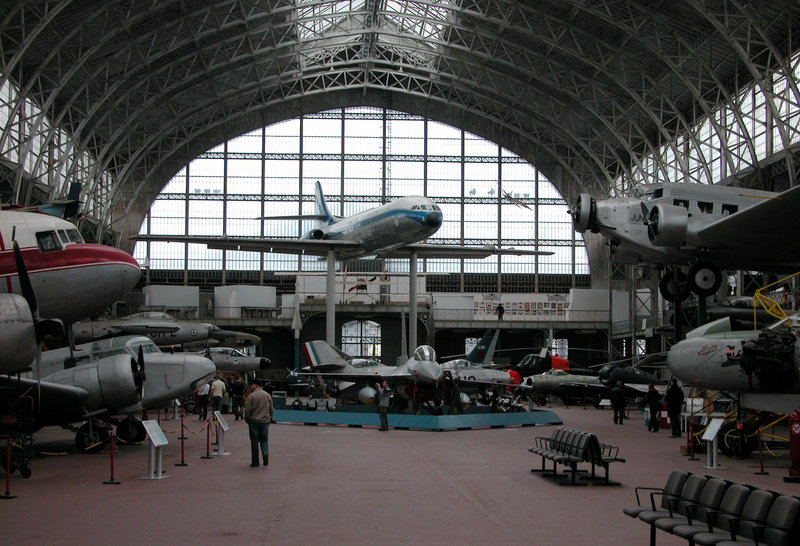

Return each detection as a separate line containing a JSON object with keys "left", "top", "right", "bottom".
{"left": 508, "top": 370, "right": 522, "bottom": 385}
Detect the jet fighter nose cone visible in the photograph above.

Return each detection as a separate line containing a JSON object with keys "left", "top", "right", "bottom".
{"left": 425, "top": 211, "right": 443, "bottom": 228}
{"left": 417, "top": 361, "right": 444, "bottom": 382}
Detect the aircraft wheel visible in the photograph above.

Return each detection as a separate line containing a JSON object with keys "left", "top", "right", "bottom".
{"left": 19, "top": 465, "right": 31, "bottom": 479}
{"left": 116, "top": 417, "right": 146, "bottom": 444}
{"left": 659, "top": 270, "right": 691, "bottom": 302}
{"left": 688, "top": 262, "right": 722, "bottom": 297}
{"left": 76, "top": 422, "right": 111, "bottom": 453}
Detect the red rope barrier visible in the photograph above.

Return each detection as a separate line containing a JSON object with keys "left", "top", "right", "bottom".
{"left": 103, "top": 431, "right": 120, "bottom": 485}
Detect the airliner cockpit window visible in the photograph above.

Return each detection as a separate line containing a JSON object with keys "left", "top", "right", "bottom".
{"left": 36, "top": 231, "right": 61, "bottom": 252}
{"left": 65, "top": 229, "right": 83, "bottom": 243}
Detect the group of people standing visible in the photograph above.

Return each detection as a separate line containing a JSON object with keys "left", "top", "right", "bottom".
{"left": 609, "top": 377, "right": 684, "bottom": 437}
{"left": 194, "top": 375, "right": 274, "bottom": 468}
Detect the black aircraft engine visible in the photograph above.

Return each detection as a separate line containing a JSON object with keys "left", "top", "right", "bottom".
{"left": 739, "top": 327, "right": 797, "bottom": 392}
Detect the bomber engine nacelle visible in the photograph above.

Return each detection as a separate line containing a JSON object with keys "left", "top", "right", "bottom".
{"left": 647, "top": 204, "right": 688, "bottom": 246}
{"left": 358, "top": 386, "right": 378, "bottom": 405}
{"left": 46, "top": 354, "right": 141, "bottom": 413}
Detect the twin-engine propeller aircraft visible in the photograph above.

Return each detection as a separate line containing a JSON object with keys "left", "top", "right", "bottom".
{"left": 71, "top": 311, "right": 261, "bottom": 349}
{"left": 2, "top": 335, "right": 216, "bottom": 450}
{"left": 667, "top": 316, "right": 800, "bottom": 415}
{"left": 571, "top": 182, "right": 800, "bottom": 301}
{"left": 1, "top": 209, "right": 141, "bottom": 322}
{"left": 301, "top": 340, "right": 443, "bottom": 406}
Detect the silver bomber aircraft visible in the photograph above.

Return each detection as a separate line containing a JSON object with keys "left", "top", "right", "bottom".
{"left": 571, "top": 182, "right": 800, "bottom": 301}
{"left": 72, "top": 311, "right": 261, "bottom": 349}
{"left": 667, "top": 316, "right": 800, "bottom": 414}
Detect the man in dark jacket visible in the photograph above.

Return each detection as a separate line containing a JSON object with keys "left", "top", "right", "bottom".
{"left": 665, "top": 378, "right": 684, "bottom": 437}
{"left": 609, "top": 381, "right": 626, "bottom": 425}
{"left": 645, "top": 383, "right": 662, "bottom": 432}
{"left": 375, "top": 381, "right": 392, "bottom": 431}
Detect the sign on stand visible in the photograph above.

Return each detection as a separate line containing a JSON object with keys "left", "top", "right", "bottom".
{"left": 141, "top": 420, "right": 170, "bottom": 480}
{"left": 213, "top": 411, "right": 231, "bottom": 456}
{"left": 701, "top": 418, "right": 726, "bottom": 470}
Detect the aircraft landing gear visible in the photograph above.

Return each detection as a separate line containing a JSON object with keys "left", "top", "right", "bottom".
{"left": 660, "top": 262, "right": 722, "bottom": 302}
{"left": 718, "top": 420, "right": 756, "bottom": 458}
{"left": 659, "top": 270, "right": 691, "bottom": 302}
{"left": 0, "top": 435, "right": 32, "bottom": 478}
{"left": 115, "top": 416, "right": 146, "bottom": 444}
{"left": 687, "top": 261, "right": 722, "bottom": 298}
{"left": 75, "top": 421, "right": 111, "bottom": 453}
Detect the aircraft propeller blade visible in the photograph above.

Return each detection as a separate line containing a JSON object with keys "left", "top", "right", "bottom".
{"left": 12, "top": 239, "right": 38, "bottom": 318}
{"left": 137, "top": 343, "right": 146, "bottom": 382}
{"left": 640, "top": 201, "right": 650, "bottom": 223}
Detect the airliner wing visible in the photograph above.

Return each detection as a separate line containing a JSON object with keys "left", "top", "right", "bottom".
{"left": 131, "top": 235, "right": 361, "bottom": 257}
{"left": 383, "top": 243, "right": 554, "bottom": 259}
{"left": 697, "top": 185, "right": 800, "bottom": 265}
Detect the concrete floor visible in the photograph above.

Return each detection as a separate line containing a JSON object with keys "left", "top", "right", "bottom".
{"left": 1, "top": 403, "right": 798, "bottom": 545}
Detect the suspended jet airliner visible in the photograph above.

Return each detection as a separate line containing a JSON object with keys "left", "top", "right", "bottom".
{"left": 571, "top": 182, "right": 800, "bottom": 301}
{"left": 132, "top": 181, "right": 551, "bottom": 260}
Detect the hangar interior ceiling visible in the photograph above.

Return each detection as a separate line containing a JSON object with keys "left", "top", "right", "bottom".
{"left": 0, "top": 0, "right": 799, "bottom": 248}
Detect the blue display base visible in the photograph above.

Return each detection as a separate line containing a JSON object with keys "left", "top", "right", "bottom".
{"left": 273, "top": 408, "right": 562, "bottom": 431}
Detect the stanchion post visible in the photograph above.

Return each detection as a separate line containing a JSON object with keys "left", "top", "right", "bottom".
{"left": 1, "top": 436, "right": 17, "bottom": 499}
{"left": 175, "top": 413, "right": 188, "bottom": 467}
{"left": 103, "top": 431, "right": 121, "bottom": 485}
{"left": 200, "top": 419, "right": 213, "bottom": 459}
{"left": 178, "top": 409, "right": 187, "bottom": 440}
{"left": 687, "top": 411, "right": 698, "bottom": 461}
{"left": 754, "top": 428, "right": 769, "bottom": 475}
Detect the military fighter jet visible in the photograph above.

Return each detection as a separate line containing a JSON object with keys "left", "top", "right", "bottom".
{"left": 571, "top": 182, "right": 800, "bottom": 300}
{"left": 301, "top": 340, "right": 443, "bottom": 406}
{"left": 441, "top": 329, "right": 522, "bottom": 388}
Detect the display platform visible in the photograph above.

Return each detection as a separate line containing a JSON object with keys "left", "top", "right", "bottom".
{"left": 272, "top": 407, "right": 562, "bottom": 431}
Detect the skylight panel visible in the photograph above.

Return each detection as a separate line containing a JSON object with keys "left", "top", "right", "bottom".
{"left": 383, "top": 0, "right": 450, "bottom": 44}
{"left": 295, "top": 0, "right": 366, "bottom": 40}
